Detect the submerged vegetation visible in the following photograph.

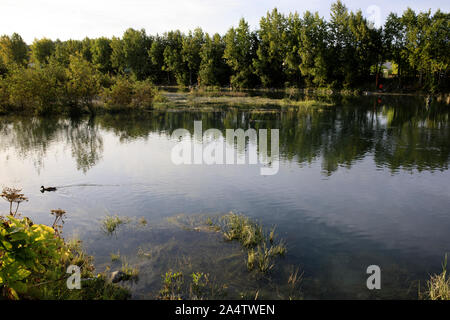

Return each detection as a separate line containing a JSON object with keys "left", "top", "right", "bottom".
{"left": 168, "top": 213, "right": 287, "bottom": 276}
{"left": 158, "top": 270, "right": 226, "bottom": 300}
{"left": 217, "top": 213, "right": 287, "bottom": 274}
{"left": 2, "top": 192, "right": 448, "bottom": 300}
{"left": 118, "top": 261, "right": 139, "bottom": 283}
{"left": 101, "top": 214, "right": 130, "bottom": 236}
{"left": 179, "top": 93, "right": 334, "bottom": 110}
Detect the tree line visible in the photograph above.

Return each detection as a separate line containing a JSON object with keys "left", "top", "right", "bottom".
{"left": 0, "top": 1, "right": 449, "bottom": 94}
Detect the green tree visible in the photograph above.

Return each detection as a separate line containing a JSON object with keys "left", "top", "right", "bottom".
{"left": 384, "top": 13, "right": 410, "bottom": 86}
{"left": 328, "top": 0, "right": 353, "bottom": 87}
{"left": 110, "top": 36, "right": 125, "bottom": 73}
{"left": 254, "top": 8, "right": 288, "bottom": 88}
{"left": 149, "top": 35, "right": 170, "bottom": 84}
{"left": 182, "top": 28, "right": 204, "bottom": 86}
{"left": 0, "top": 33, "right": 28, "bottom": 68}
{"left": 65, "top": 54, "right": 101, "bottom": 113}
{"left": 81, "top": 37, "right": 93, "bottom": 62}
{"left": 30, "top": 38, "right": 55, "bottom": 65}
{"left": 284, "top": 12, "right": 303, "bottom": 86}
{"left": 54, "top": 39, "right": 83, "bottom": 66}
{"left": 347, "top": 10, "right": 381, "bottom": 86}
{"left": 6, "top": 61, "right": 65, "bottom": 114}
{"left": 91, "top": 37, "right": 113, "bottom": 73}
{"left": 299, "top": 11, "right": 329, "bottom": 87}
{"left": 121, "top": 28, "right": 152, "bottom": 80}
{"left": 198, "top": 33, "right": 230, "bottom": 86}
{"left": 224, "top": 18, "right": 259, "bottom": 88}
{"left": 163, "top": 30, "right": 188, "bottom": 86}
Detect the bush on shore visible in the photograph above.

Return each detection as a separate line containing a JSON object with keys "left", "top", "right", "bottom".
{"left": 0, "top": 56, "right": 159, "bottom": 115}
{"left": 0, "top": 212, "right": 130, "bottom": 300}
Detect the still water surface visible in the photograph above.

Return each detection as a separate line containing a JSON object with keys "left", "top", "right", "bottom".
{"left": 0, "top": 95, "right": 449, "bottom": 299}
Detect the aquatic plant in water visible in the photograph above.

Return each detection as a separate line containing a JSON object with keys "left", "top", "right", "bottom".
{"left": 110, "top": 251, "right": 121, "bottom": 262}
{"left": 100, "top": 214, "right": 129, "bottom": 235}
{"left": 119, "top": 261, "right": 139, "bottom": 283}
{"left": 221, "top": 213, "right": 265, "bottom": 248}
{"left": 287, "top": 267, "right": 303, "bottom": 300}
{"left": 159, "top": 271, "right": 184, "bottom": 300}
{"left": 424, "top": 255, "right": 450, "bottom": 300}
{"left": 218, "top": 212, "right": 287, "bottom": 274}
{"left": 158, "top": 270, "right": 225, "bottom": 300}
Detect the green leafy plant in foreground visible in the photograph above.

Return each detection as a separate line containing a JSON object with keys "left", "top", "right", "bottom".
{"left": 0, "top": 187, "right": 131, "bottom": 300}
{"left": 0, "top": 214, "right": 130, "bottom": 300}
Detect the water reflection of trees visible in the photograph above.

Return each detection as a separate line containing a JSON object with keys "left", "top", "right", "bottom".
{"left": 0, "top": 116, "right": 103, "bottom": 173}
{"left": 0, "top": 95, "right": 448, "bottom": 175}
{"left": 66, "top": 117, "right": 103, "bottom": 173}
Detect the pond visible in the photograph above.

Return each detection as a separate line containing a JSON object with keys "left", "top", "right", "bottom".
{"left": 0, "top": 95, "right": 449, "bottom": 299}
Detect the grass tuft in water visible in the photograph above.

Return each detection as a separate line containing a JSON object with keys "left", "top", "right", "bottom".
{"left": 101, "top": 214, "right": 129, "bottom": 235}
{"left": 110, "top": 251, "right": 121, "bottom": 262}
{"left": 158, "top": 270, "right": 226, "bottom": 300}
{"left": 158, "top": 271, "right": 184, "bottom": 300}
{"left": 424, "top": 255, "right": 450, "bottom": 300}
{"left": 137, "top": 246, "right": 152, "bottom": 259}
{"left": 287, "top": 267, "right": 303, "bottom": 300}
{"left": 139, "top": 217, "right": 148, "bottom": 226}
{"left": 218, "top": 212, "right": 287, "bottom": 274}
{"left": 120, "top": 261, "right": 139, "bottom": 282}
{"left": 221, "top": 213, "right": 265, "bottom": 248}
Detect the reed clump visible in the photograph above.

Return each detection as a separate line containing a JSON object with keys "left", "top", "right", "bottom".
{"left": 218, "top": 212, "right": 287, "bottom": 274}
{"left": 101, "top": 214, "right": 129, "bottom": 235}
{"left": 221, "top": 213, "right": 265, "bottom": 248}
{"left": 158, "top": 270, "right": 225, "bottom": 300}
{"left": 110, "top": 251, "right": 121, "bottom": 262}
{"left": 424, "top": 255, "right": 450, "bottom": 300}
{"left": 120, "top": 261, "right": 139, "bottom": 283}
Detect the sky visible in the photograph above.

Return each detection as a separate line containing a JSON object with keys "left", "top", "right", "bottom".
{"left": 0, "top": 0, "right": 448, "bottom": 43}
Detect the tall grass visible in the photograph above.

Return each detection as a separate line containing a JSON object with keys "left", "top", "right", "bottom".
{"left": 219, "top": 212, "right": 287, "bottom": 273}
{"left": 424, "top": 255, "right": 450, "bottom": 300}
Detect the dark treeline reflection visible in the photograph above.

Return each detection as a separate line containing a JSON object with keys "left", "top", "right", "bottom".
{"left": 0, "top": 96, "right": 448, "bottom": 175}
{"left": 0, "top": 116, "right": 103, "bottom": 173}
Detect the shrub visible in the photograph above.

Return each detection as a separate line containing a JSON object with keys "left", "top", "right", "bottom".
{"left": 101, "top": 77, "right": 156, "bottom": 111}
{"left": 101, "top": 76, "right": 134, "bottom": 111}
{"left": 65, "top": 54, "right": 101, "bottom": 113}
{"left": 4, "top": 62, "right": 66, "bottom": 114}
{"left": 0, "top": 76, "right": 10, "bottom": 113}
{"left": 0, "top": 215, "right": 130, "bottom": 300}
{"left": 131, "top": 79, "right": 155, "bottom": 109}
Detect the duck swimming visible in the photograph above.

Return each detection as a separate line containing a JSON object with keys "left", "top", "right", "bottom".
{"left": 40, "top": 186, "right": 57, "bottom": 192}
